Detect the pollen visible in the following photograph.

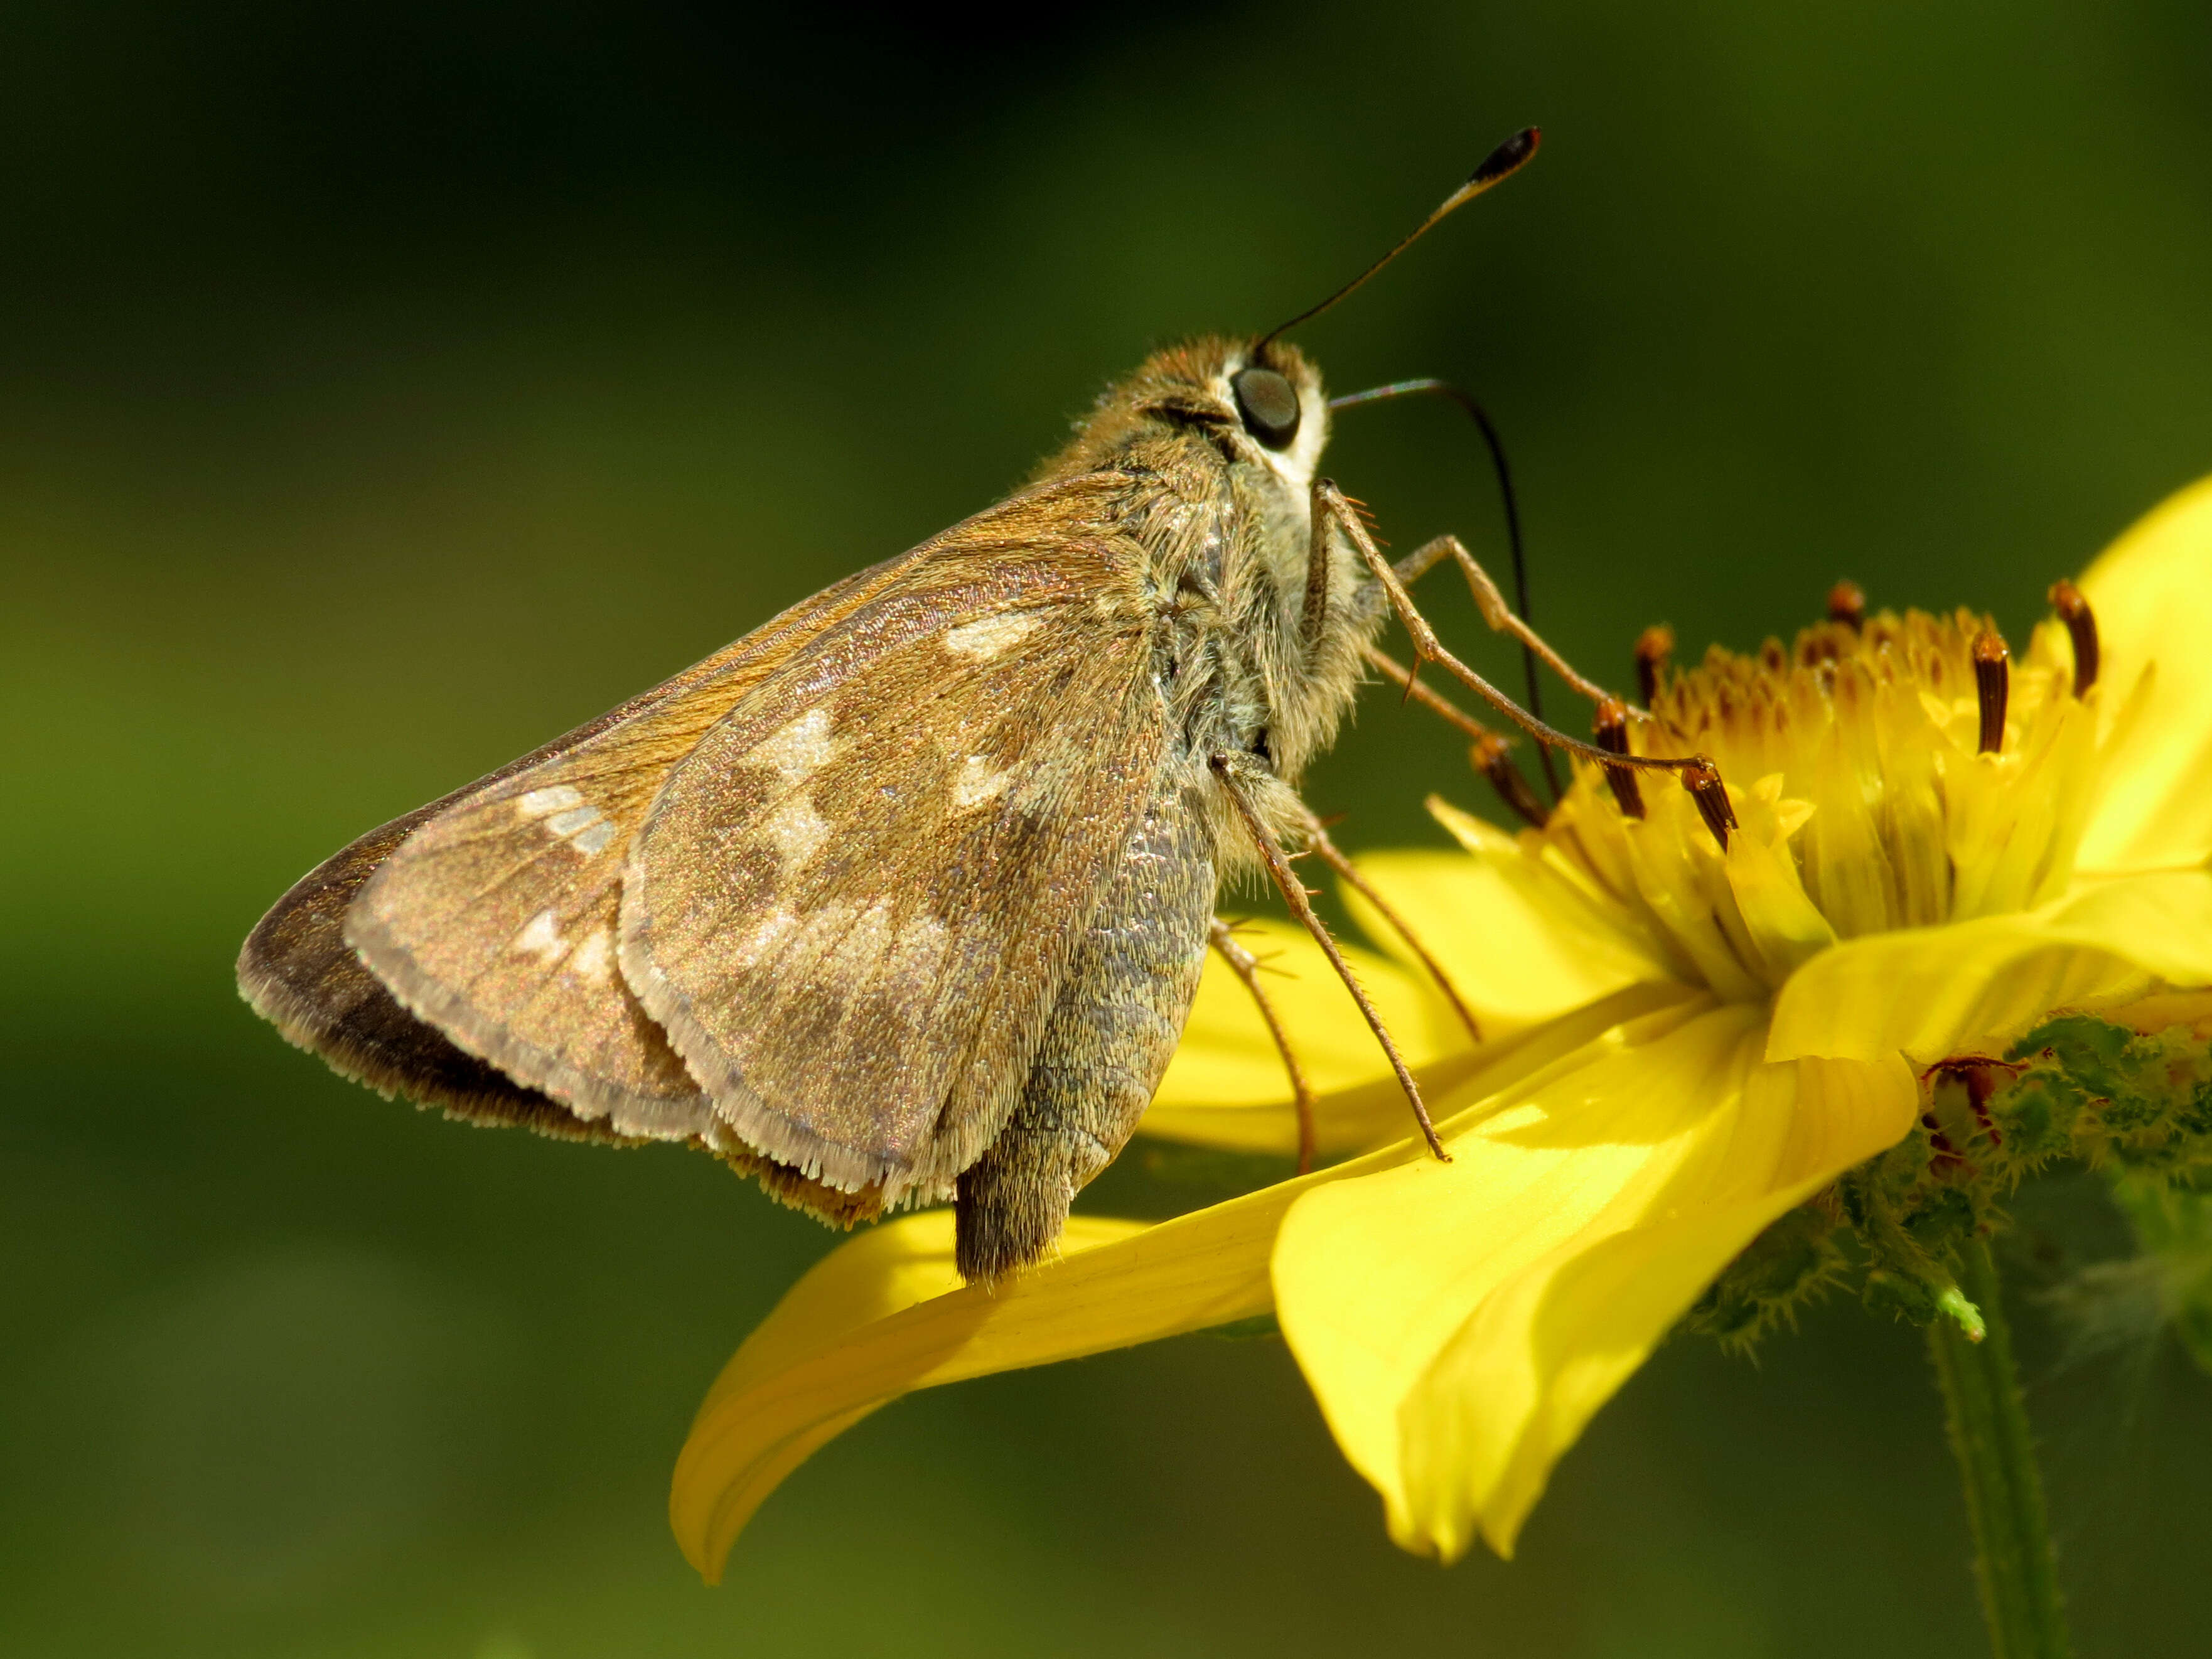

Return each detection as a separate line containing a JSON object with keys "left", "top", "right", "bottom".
{"left": 1535, "top": 599, "right": 2104, "bottom": 1001}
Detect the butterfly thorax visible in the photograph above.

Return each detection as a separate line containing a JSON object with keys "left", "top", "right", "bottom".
{"left": 1027, "top": 336, "right": 1383, "bottom": 854}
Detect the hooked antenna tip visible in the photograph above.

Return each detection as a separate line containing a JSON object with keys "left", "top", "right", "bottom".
{"left": 1471, "top": 126, "right": 1542, "bottom": 188}
{"left": 1255, "top": 126, "right": 1544, "bottom": 350}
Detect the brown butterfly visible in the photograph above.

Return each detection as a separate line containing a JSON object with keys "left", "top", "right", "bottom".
{"left": 237, "top": 129, "right": 1724, "bottom": 1282}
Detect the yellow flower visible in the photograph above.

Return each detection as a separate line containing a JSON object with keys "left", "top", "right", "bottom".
{"left": 670, "top": 476, "right": 2212, "bottom": 1580}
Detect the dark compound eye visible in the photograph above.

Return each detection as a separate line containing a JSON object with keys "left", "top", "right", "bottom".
{"left": 1230, "top": 367, "right": 1301, "bottom": 449}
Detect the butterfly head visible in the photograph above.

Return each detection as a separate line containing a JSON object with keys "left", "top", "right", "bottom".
{"left": 1039, "top": 336, "right": 1330, "bottom": 510}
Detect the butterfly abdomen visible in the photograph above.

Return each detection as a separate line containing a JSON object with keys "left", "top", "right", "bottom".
{"left": 953, "top": 769, "right": 1216, "bottom": 1281}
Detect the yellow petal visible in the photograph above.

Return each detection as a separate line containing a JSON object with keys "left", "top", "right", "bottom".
{"left": 674, "top": 1212, "right": 1222, "bottom": 1581}
{"left": 1340, "top": 829, "right": 1672, "bottom": 1034}
{"left": 672, "top": 991, "right": 1677, "bottom": 1580}
{"left": 1721, "top": 795, "right": 1837, "bottom": 979}
{"left": 1146, "top": 916, "right": 1476, "bottom": 1154}
{"left": 1766, "top": 869, "right": 2212, "bottom": 1064}
{"left": 2077, "top": 473, "right": 2212, "bottom": 873}
{"left": 1274, "top": 1001, "right": 1916, "bottom": 1560}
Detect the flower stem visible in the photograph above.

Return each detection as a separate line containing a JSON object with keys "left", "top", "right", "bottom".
{"left": 1926, "top": 1239, "right": 2073, "bottom": 1659}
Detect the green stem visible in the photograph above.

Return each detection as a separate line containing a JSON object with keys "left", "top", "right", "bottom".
{"left": 1925, "top": 1239, "right": 2073, "bottom": 1659}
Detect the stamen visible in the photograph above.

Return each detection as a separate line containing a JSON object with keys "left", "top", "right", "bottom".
{"left": 1633, "top": 624, "right": 1674, "bottom": 706}
{"left": 1973, "top": 628, "right": 2009, "bottom": 754}
{"left": 1592, "top": 697, "right": 1645, "bottom": 819}
{"left": 1682, "top": 758, "right": 1735, "bottom": 850}
{"left": 1827, "top": 579, "right": 1867, "bottom": 630}
{"left": 2049, "top": 579, "right": 2099, "bottom": 697}
{"left": 1920, "top": 1112, "right": 1972, "bottom": 1180}
{"left": 1965, "top": 1066, "right": 2002, "bottom": 1149}
{"left": 1471, "top": 733, "right": 1550, "bottom": 829}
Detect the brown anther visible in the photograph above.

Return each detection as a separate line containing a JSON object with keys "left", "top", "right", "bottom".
{"left": 1929, "top": 1060, "right": 2007, "bottom": 1150}
{"left": 1972, "top": 628, "right": 2009, "bottom": 753}
{"left": 1633, "top": 624, "right": 1674, "bottom": 706}
{"left": 1682, "top": 758, "right": 1735, "bottom": 850}
{"left": 1827, "top": 579, "right": 1867, "bottom": 630}
{"left": 1919, "top": 1110, "right": 1978, "bottom": 1181}
{"left": 1966, "top": 1070, "right": 2002, "bottom": 1149}
{"left": 1592, "top": 696, "right": 1645, "bottom": 819}
{"left": 1471, "top": 733, "right": 1549, "bottom": 829}
{"left": 2049, "top": 578, "right": 2098, "bottom": 697}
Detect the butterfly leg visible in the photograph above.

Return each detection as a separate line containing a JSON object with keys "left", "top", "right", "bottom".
{"left": 1309, "top": 479, "right": 1734, "bottom": 844}
{"left": 1208, "top": 753, "right": 1447, "bottom": 1162}
{"left": 1392, "top": 532, "right": 1618, "bottom": 708}
{"left": 1207, "top": 917, "right": 1319, "bottom": 1174}
{"left": 1286, "top": 805, "right": 1482, "bottom": 1046}
{"left": 1355, "top": 643, "right": 1550, "bottom": 828}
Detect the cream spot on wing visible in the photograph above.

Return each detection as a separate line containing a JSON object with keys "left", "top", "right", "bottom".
{"left": 737, "top": 907, "right": 802, "bottom": 958}
{"left": 798, "top": 906, "right": 911, "bottom": 990}
{"left": 516, "top": 784, "right": 584, "bottom": 819}
{"left": 566, "top": 927, "right": 613, "bottom": 984}
{"left": 761, "top": 792, "right": 831, "bottom": 867}
{"left": 890, "top": 911, "right": 951, "bottom": 986}
{"left": 751, "top": 706, "right": 841, "bottom": 782}
{"left": 943, "top": 611, "right": 1043, "bottom": 661}
{"left": 547, "top": 804, "right": 604, "bottom": 838}
{"left": 732, "top": 904, "right": 963, "bottom": 1044}
{"left": 514, "top": 908, "right": 566, "bottom": 960}
{"left": 950, "top": 753, "right": 1011, "bottom": 811}
{"left": 755, "top": 901, "right": 857, "bottom": 985}
{"left": 522, "top": 791, "right": 615, "bottom": 856}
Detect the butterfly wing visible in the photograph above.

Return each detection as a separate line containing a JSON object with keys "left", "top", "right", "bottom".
{"left": 239, "top": 559, "right": 894, "bottom": 1153}
{"left": 314, "top": 472, "right": 1168, "bottom": 1211}
{"left": 239, "top": 795, "right": 612, "bottom": 1144}
{"left": 616, "top": 478, "right": 1169, "bottom": 1204}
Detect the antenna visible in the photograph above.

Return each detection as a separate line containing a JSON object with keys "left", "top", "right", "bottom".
{"left": 1253, "top": 127, "right": 1540, "bottom": 353}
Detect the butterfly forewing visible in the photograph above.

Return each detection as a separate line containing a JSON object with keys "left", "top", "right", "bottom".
{"left": 244, "top": 561, "right": 897, "bottom": 1140}
{"left": 619, "top": 485, "right": 1166, "bottom": 1201}
{"left": 237, "top": 803, "right": 634, "bottom": 1143}
{"left": 345, "top": 697, "right": 731, "bottom": 1139}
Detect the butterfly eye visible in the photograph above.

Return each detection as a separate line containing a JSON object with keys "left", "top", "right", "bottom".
{"left": 1230, "top": 367, "right": 1301, "bottom": 449}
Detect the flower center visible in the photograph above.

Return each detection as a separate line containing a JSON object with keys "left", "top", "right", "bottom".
{"left": 1535, "top": 604, "right": 2103, "bottom": 1001}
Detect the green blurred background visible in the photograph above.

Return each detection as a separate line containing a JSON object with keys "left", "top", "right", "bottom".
{"left": 6, "top": 3, "right": 2211, "bottom": 1654}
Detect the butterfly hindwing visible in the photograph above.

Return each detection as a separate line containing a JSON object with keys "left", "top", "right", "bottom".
{"left": 618, "top": 481, "right": 1168, "bottom": 1202}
